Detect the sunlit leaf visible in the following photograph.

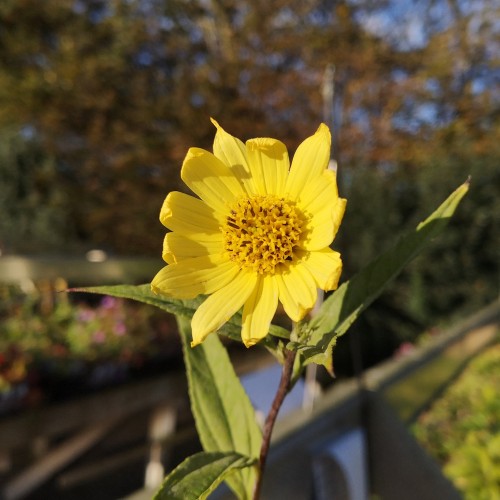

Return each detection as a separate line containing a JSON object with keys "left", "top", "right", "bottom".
{"left": 72, "top": 285, "right": 263, "bottom": 497}
{"left": 69, "top": 284, "right": 289, "bottom": 343}
{"left": 154, "top": 451, "right": 256, "bottom": 500}
{"left": 293, "top": 179, "right": 470, "bottom": 371}
{"left": 177, "top": 315, "right": 261, "bottom": 499}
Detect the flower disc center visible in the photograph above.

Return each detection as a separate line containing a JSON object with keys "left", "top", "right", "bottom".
{"left": 222, "top": 195, "right": 304, "bottom": 274}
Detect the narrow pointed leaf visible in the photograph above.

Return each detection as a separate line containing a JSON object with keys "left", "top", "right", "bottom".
{"left": 293, "top": 180, "right": 470, "bottom": 368}
{"left": 72, "top": 285, "right": 263, "bottom": 497}
{"left": 154, "top": 451, "right": 256, "bottom": 500}
{"left": 177, "top": 315, "right": 261, "bottom": 499}
{"left": 69, "top": 284, "right": 289, "bottom": 342}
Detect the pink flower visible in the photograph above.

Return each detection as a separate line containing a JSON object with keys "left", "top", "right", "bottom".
{"left": 114, "top": 323, "right": 126, "bottom": 336}
{"left": 92, "top": 331, "right": 106, "bottom": 344}
{"left": 395, "top": 341, "right": 415, "bottom": 357}
{"left": 101, "top": 296, "right": 118, "bottom": 310}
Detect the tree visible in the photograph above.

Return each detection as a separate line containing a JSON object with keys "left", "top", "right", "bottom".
{"left": 0, "top": 129, "right": 75, "bottom": 253}
{"left": 0, "top": 0, "right": 496, "bottom": 277}
{"left": 0, "top": 0, "right": 497, "bottom": 372}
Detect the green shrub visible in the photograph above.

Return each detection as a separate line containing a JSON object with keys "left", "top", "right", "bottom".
{"left": 413, "top": 342, "right": 500, "bottom": 499}
{"left": 0, "top": 284, "right": 179, "bottom": 400}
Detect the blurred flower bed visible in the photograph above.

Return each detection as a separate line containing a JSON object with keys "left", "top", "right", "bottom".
{"left": 0, "top": 283, "right": 181, "bottom": 416}
{"left": 413, "top": 342, "right": 500, "bottom": 499}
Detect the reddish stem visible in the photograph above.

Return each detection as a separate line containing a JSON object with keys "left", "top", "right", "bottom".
{"left": 252, "top": 348, "right": 296, "bottom": 500}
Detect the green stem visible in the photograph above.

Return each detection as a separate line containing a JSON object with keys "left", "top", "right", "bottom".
{"left": 252, "top": 348, "right": 296, "bottom": 500}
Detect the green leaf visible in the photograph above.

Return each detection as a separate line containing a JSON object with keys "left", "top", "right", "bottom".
{"left": 294, "top": 179, "right": 470, "bottom": 370}
{"left": 69, "top": 283, "right": 289, "bottom": 343}
{"left": 70, "top": 283, "right": 196, "bottom": 316}
{"left": 177, "top": 315, "right": 262, "bottom": 500}
{"left": 154, "top": 451, "right": 256, "bottom": 500}
{"left": 73, "top": 285, "right": 263, "bottom": 496}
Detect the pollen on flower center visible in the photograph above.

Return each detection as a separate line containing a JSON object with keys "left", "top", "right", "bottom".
{"left": 222, "top": 195, "right": 304, "bottom": 274}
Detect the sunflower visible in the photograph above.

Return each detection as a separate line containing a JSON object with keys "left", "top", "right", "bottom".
{"left": 152, "top": 119, "right": 346, "bottom": 347}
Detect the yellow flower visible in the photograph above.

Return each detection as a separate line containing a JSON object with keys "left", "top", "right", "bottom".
{"left": 152, "top": 119, "right": 346, "bottom": 347}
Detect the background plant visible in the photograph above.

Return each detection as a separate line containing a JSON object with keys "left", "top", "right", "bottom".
{"left": 413, "top": 342, "right": 500, "bottom": 500}
{"left": 0, "top": 284, "right": 179, "bottom": 406}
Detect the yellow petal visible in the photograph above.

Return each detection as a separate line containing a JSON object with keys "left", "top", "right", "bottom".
{"left": 191, "top": 270, "right": 258, "bottom": 346}
{"left": 162, "top": 232, "right": 223, "bottom": 264}
{"left": 288, "top": 264, "right": 318, "bottom": 310}
{"left": 302, "top": 197, "right": 347, "bottom": 251}
{"left": 285, "top": 123, "right": 331, "bottom": 201}
{"left": 181, "top": 147, "right": 246, "bottom": 214}
{"left": 160, "top": 191, "right": 221, "bottom": 234}
{"left": 302, "top": 209, "right": 336, "bottom": 251}
{"left": 245, "top": 138, "right": 289, "bottom": 196}
{"left": 211, "top": 118, "right": 254, "bottom": 195}
{"left": 241, "top": 275, "right": 279, "bottom": 347}
{"left": 301, "top": 248, "right": 342, "bottom": 291}
{"left": 151, "top": 255, "right": 239, "bottom": 299}
{"left": 297, "top": 169, "right": 339, "bottom": 215}
{"left": 276, "top": 274, "right": 305, "bottom": 322}
{"left": 277, "top": 264, "right": 317, "bottom": 322}
{"left": 333, "top": 197, "right": 347, "bottom": 239}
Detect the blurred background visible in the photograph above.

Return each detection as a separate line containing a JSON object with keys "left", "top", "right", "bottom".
{"left": 0, "top": 0, "right": 498, "bottom": 498}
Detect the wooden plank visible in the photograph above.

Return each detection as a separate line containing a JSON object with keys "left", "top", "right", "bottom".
{"left": 0, "top": 349, "right": 273, "bottom": 451}
{"left": 3, "top": 419, "right": 117, "bottom": 500}
{"left": 56, "top": 426, "right": 196, "bottom": 490}
{"left": 0, "top": 373, "right": 186, "bottom": 451}
{"left": 373, "top": 302, "right": 499, "bottom": 421}
{"left": 0, "top": 256, "right": 162, "bottom": 285}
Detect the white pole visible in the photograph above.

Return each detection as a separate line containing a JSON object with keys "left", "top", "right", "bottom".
{"left": 302, "top": 65, "right": 338, "bottom": 412}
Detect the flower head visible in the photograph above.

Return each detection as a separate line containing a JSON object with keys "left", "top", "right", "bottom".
{"left": 152, "top": 119, "right": 346, "bottom": 347}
